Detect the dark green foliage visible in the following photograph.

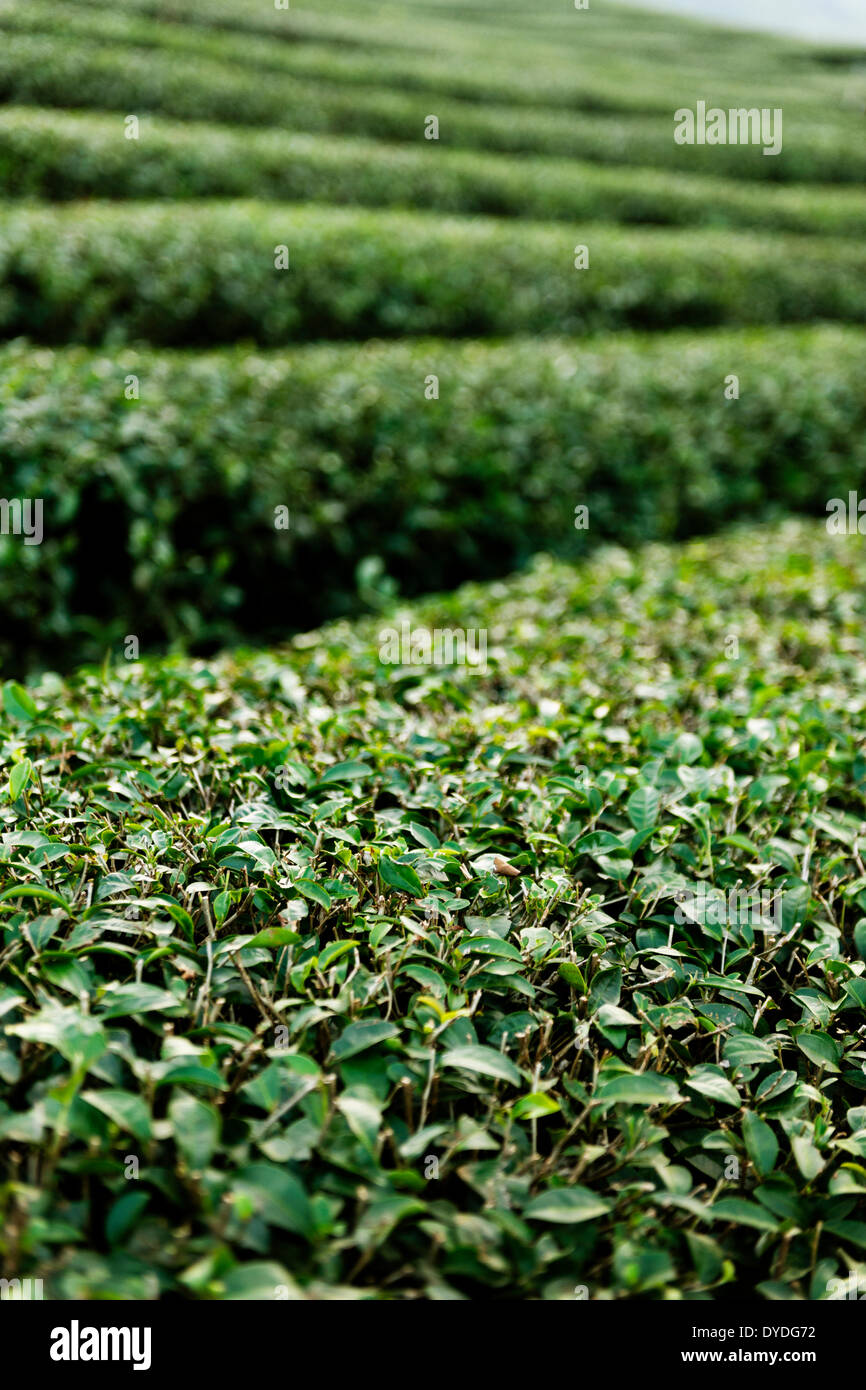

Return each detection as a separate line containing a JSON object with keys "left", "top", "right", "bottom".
{"left": 6, "top": 111, "right": 866, "bottom": 239}
{"left": 2, "top": 202, "right": 866, "bottom": 347}
{"left": 2, "top": 327, "right": 865, "bottom": 670}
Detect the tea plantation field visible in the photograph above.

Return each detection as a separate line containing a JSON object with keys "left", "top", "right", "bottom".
{"left": 1, "top": 0, "right": 865, "bottom": 1302}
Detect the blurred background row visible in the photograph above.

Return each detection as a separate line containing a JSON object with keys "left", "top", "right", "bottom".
{"left": 0, "top": 0, "right": 865, "bottom": 672}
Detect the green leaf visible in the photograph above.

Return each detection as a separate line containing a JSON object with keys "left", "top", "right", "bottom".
{"left": 524, "top": 1187, "right": 612, "bottom": 1223}
{"left": 317, "top": 939, "right": 358, "bottom": 970}
{"left": 710, "top": 1198, "right": 779, "bottom": 1231}
{"left": 823, "top": 1220, "right": 866, "bottom": 1250}
{"left": 9, "top": 758, "right": 32, "bottom": 801}
{"left": 742, "top": 1110, "right": 779, "bottom": 1176}
{"left": 8, "top": 1003, "right": 105, "bottom": 1070}
{"left": 97, "top": 983, "right": 178, "bottom": 1018}
{"left": 0, "top": 885, "right": 69, "bottom": 913}
{"left": 626, "top": 784, "right": 659, "bottom": 832}
{"left": 106, "top": 1192, "right": 149, "bottom": 1247}
{"left": 353, "top": 1194, "right": 425, "bottom": 1253}
{"left": 558, "top": 961, "right": 585, "bottom": 988}
{"left": 232, "top": 1163, "right": 313, "bottom": 1240}
{"left": 330, "top": 1018, "right": 400, "bottom": 1062}
{"left": 155, "top": 1062, "right": 228, "bottom": 1091}
{"left": 378, "top": 856, "right": 423, "bottom": 898}
{"left": 685, "top": 1231, "right": 724, "bottom": 1285}
{"left": 597, "top": 1072, "right": 685, "bottom": 1106}
{"left": 3, "top": 681, "right": 37, "bottom": 723}
{"left": 596, "top": 1003, "right": 640, "bottom": 1027}
{"left": 671, "top": 732, "right": 703, "bottom": 765}
{"left": 293, "top": 878, "right": 332, "bottom": 909}
{"left": 213, "top": 890, "right": 233, "bottom": 926}
{"left": 512, "top": 1092, "right": 561, "bottom": 1120}
{"left": 440, "top": 1044, "right": 522, "bottom": 1086}
{"left": 335, "top": 1094, "right": 383, "bottom": 1153}
{"left": 588, "top": 966, "right": 621, "bottom": 1011}
{"left": 686, "top": 1065, "right": 741, "bottom": 1107}
{"left": 461, "top": 935, "right": 523, "bottom": 961}
{"left": 785, "top": 1121, "right": 826, "bottom": 1180}
{"left": 169, "top": 1090, "right": 221, "bottom": 1170}
{"left": 593, "top": 852, "right": 633, "bottom": 880}
{"left": 149, "top": 897, "right": 195, "bottom": 940}
{"left": 796, "top": 1032, "right": 841, "bottom": 1071}
{"left": 81, "top": 1088, "right": 153, "bottom": 1141}
{"left": 724, "top": 1032, "right": 776, "bottom": 1067}
{"left": 755, "top": 1069, "right": 797, "bottom": 1104}
{"left": 407, "top": 822, "right": 439, "bottom": 849}
{"left": 247, "top": 927, "right": 303, "bottom": 949}
{"left": 317, "top": 760, "right": 372, "bottom": 785}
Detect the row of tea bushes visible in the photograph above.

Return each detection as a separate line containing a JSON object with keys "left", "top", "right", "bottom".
{"left": 1, "top": 33, "right": 864, "bottom": 182}
{"left": 3, "top": 201, "right": 866, "bottom": 346}
{"left": 1, "top": 0, "right": 843, "bottom": 119}
{"left": 4, "top": 110, "right": 866, "bottom": 240}
{"left": 2, "top": 325, "right": 864, "bottom": 668}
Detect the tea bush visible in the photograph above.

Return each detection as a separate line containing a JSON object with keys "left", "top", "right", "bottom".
{"left": 2, "top": 520, "right": 865, "bottom": 1300}
{"left": 1, "top": 327, "right": 865, "bottom": 669}
{"left": 1, "top": 33, "right": 864, "bottom": 182}
{"left": 5, "top": 110, "right": 866, "bottom": 239}
{"left": 3, "top": 203, "right": 866, "bottom": 347}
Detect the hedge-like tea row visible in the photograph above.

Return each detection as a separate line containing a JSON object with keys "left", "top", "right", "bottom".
{"left": 56, "top": 0, "right": 855, "bottom": 117}
{"left": 0, "top": 0, "right": 834, "bottom": 121}
{"left": 4, "top": 518, "right": 866, "bottom": 1299}
{"left": 0, "top": 2, "right": 709, "bottom": 117}
{"left": 1, "top": 34, "right": 864, "bottom": 184}
{"left": 3, "top": 201, "right": 866, "bottom": 347}
{"left": 5, "top": 109, "right": 866, "bottom": 240}
{"left": 2, "top": 325, "right": 865, "bottom": 671}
